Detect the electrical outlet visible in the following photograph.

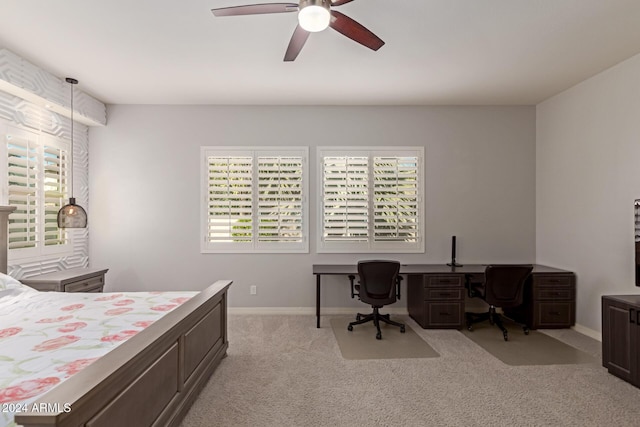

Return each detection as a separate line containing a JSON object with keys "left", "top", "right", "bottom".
{"left": 250, "top": 285, "right": 257, "bottom": 295}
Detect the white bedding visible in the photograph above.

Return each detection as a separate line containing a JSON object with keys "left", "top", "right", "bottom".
{"left": 0, "top": 274, "right": 196, "bottom": 427}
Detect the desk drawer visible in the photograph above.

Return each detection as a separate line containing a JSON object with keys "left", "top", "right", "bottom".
{"left": 426, "top": 275, "right": 463, "bottom": 287}
{"left": 426, "top": 288, "right": 463, "bottom": 301}
{"left": 424, "top": 302, "right": 463, "bottom": 329}
{"left": 537, "top": 302, "right": 573, "bottom": 327}
{"left": 534, "top": 275, "right": 573, "bottom": 287}
{"left": 536, "top": 288, "right": 573, "bottom": 301}
{"left": 65, "top": 275, "right": 104, "bottom": 293}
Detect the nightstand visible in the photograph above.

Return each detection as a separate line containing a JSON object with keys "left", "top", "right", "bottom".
{"left": 20, "top": 267, "right": 109, "bottom": 293}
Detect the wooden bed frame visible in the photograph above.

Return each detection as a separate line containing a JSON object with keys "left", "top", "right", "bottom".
{"left": 0, "top": 206, "right": 232, "bottom": 427}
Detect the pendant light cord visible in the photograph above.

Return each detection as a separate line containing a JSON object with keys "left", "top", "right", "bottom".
{"left": 70, "top": 81, "right": 74, "bottom": 200}
{"left": 66, "top": 77, "right": 77, "bottom": 201}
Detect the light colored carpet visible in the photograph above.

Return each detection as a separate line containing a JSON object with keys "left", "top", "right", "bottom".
{"left": 180, "top": 314, "right": 640, "bottom": 427}
{"left": 330, "top": 316, "right": 439, "bottom": 360}
{"left": 461, "top": 319, "right": 596, "bottom": 365}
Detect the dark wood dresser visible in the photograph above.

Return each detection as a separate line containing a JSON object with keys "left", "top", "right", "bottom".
{"left": 602, "top": 295, "right": 640, "bottom": 387}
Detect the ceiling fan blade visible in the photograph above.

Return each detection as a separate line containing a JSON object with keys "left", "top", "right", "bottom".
{"left": 284, "top": 25, "right": 310, "bottom": 62}
{"left": 332, "top": 0, "right": 355, "bottom": 6}
{"left": 329, "top": 10, "right": 384, "bottom": 51}
{"left": 212, "top": 3, "right": 298, "bottom": 17}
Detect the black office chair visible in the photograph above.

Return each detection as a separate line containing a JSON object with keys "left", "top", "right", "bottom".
{"left": 347, "top": 260, "right": 405, "bottom": 340}
{"left": 465, "top": 264, "right": 533, "bottom": 341}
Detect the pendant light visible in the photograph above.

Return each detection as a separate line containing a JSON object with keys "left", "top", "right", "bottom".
{"left": 57, "top": 77, "right": 87, "bottom": 228}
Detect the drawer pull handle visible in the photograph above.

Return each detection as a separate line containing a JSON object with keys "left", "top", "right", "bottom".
{"left": 632, "top": 309, "right": 637, "bottom": 324}
{"left": 548, "top": 279, "right": 559, "bottom": 283}
{"left": 549, "top": 311, "right": 561, "bottom": 316}
{"left": 439, "top": 293, "right": 452, "bottom": 297}
{"left": 439, "top": 312, "right": 450, "bottom": 316}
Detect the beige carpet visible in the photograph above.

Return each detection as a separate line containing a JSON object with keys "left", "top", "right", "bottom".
{"left": 180, "top": 314, "right": 640, "bottom": 427}
{"left": 461, "top": 319, "right": 596, "bottom": 366}
{"left": 330, "top": 316, "right": 439, "bottom": 360}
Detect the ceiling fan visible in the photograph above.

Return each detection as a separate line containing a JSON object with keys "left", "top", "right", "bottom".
{"left": 211, "top": 0, "right": 385, "bottom": 61}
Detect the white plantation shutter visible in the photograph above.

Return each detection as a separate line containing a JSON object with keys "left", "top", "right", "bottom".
{"left": 43, "top": 144, "right": 68, "bottom": 246}
{"left": 373, "top": 156, "right": 419, "bottom": 242}
{"left": 257, "top": 156, "right": 304, "bottom": 244}
{"left": 206, "top": 156, "right": 253, "bottom": 244}
{"left": 201, "top": 147, "right": 308, "bottom": 253}
{"left": 7, "top": 134, "right": 39, "bottom": 249}
{"left": 322, "top": 156, "right": 369, "bottom": 242}
{"left": 318, "top": 147, "right": 424, "bottom": 253}
{"left": 5, "top": 130, "right": 70, "bottom": 255}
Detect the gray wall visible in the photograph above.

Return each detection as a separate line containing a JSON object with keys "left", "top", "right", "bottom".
{"left": 89, "top": 105, "right": 536, "bottom": 309}
{"left": 537, "top": 52, "right": 640, "bottom": 334}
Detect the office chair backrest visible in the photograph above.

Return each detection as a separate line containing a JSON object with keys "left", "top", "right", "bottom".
{"left": 357, "top": 260, "right": 401, "bottom": 306}
{"left": 484, "top": 264, "right": 533, "bottom": 308}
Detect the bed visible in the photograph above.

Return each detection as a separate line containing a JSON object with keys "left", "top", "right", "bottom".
{"left": 0, "top": 206, "right": 232, "bottom": 427}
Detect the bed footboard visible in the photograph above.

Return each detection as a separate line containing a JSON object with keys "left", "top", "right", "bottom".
{"left": 15, "top": 280, "right": 232, "bottom": 427}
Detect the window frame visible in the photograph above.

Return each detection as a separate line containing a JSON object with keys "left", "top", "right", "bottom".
{"left": 1, "top": 122, "right": 72, "bottom": 262}
{"left": 200, "top": 146, "right": 309, "bottom": 254}
{"left": 317, "top": 146, "right": 425, "bottom": 254}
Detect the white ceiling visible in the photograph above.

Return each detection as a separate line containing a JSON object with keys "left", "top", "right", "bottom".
{"left": 1, "top": 0, "right": 640, "bottom": 106}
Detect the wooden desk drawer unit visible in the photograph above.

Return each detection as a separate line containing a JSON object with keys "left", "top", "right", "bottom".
{"left": 504, "top": 274, "right": 576, "bottom": 329}
{"left": 20, "top": 268, "right": 109, "bottom": 293}
{"left": 407, "top": 273, "right": 465, "bottom": 329}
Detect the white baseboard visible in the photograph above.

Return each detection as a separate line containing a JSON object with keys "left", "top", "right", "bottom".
{"left": 572, "top": 323, "right": 602, "bottom": 342}
{"left": 228, "top": 307, "right": 409, "bottom": 316}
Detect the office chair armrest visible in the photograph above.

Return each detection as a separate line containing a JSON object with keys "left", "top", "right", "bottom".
{"left": 349, "top": 275, "right": 357, "bottom": 298}
{"left": 396, "top": 275, "right": 403, "bottom": 300}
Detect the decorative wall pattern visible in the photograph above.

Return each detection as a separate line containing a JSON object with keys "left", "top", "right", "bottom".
{"left": 0, "top": 48, "right": 106, "bottom": 126}
{"left": 0, "top": 92, "right": 90, "bottom": 279}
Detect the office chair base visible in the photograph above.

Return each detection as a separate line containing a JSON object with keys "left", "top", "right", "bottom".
{"left": 465, "top": 307, "right": 529, "bottom": 342}
{"left": 348, "top": 307, "right": 405, "bottom": 340}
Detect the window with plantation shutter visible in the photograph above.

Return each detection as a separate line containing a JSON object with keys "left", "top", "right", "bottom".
{"left": 318, "top": 147, "right": 424, "bottom": 253}
{"left": 373, "top": 156, "right": 419, "bottom": 243}
{"left": 7, "top": 133, "right": 39, "bottom": 249}
{"left": 322, "top": 156, "right": 369, "bottom": 242}
{"left": 206, "top": 155, "right": 254, "bottom": 245}
{"left": 201, "top": 147, "right": 308, "bottom": 253}
{"left": 43, "top": 144, "right": 68, "bottom": 246}
{"left": 4, "top": 127, "right": 70, "bottom": 258}
{"left": 257, "top": 156, "right": 304, "bottom": 244}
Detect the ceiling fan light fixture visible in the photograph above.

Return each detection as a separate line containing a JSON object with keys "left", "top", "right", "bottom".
{"left": 298, "top": 0, "right": 331, "bottom": 32}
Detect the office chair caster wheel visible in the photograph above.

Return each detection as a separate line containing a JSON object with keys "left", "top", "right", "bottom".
{"left": 523, "top": 327, "right": 530, "bottom": 335}
{"left": 400, "top": 325, "right": 406, "bottom": 333}
{"left": 356, "top": 314, "right": 362, "bottom": 321}
{"left": 376, "top": 332, "right": 382, "bottom": 340}
{"left": 503, "top": 332, "right": 508, "bottom": 341}
{"left": 467, "top": 325, "right": 473, "bottom": 332}
{"left": 347, "top": 325, "right": 353, "bottom": 331}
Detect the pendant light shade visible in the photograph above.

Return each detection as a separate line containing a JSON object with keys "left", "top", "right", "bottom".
{"left": 58, "top": 197, "right": 87, "bottom": 228}
{"left": 57, "top": 77, "right": 87, "bottom": 228}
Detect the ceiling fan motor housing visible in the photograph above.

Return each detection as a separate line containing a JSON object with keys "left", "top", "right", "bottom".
{"left": 298, "top": 0, "right": 332, "bottom": 32}
{"left": 299, "top": 0, "right": 331, "bottom": 11}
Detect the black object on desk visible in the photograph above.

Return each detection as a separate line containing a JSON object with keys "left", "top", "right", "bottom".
{"left": 446, "top": 235, "right": 463, "bottom": 267}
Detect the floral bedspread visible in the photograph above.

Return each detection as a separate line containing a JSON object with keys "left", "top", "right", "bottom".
{"left": 0, "top": 286, "right": 195, "bottom": 427}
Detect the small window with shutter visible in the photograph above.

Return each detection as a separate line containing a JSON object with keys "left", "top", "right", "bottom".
{"left": 4, "top": 126, "right": 70, "bottom": 259}
{"left": 201, "top": 147, "right": 308, "bottom": 253}
{"left": 318, "top": 147, "right": 424, "bottom": 253}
